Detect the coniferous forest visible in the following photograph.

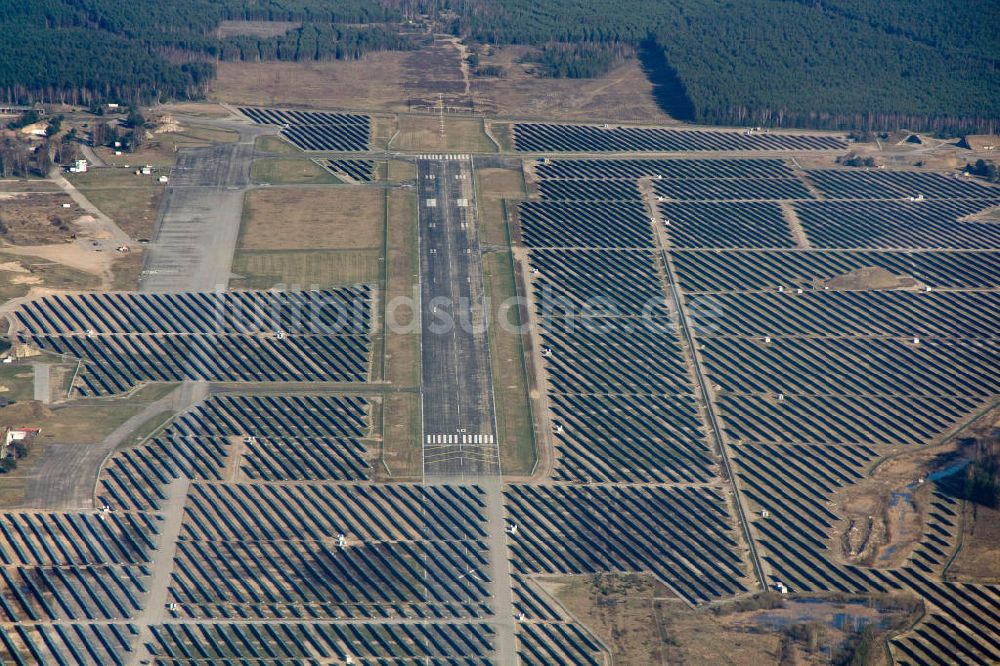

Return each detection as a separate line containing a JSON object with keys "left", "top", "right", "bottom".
{"left": 1, "top": 0, "right": 997, "bottom": 133}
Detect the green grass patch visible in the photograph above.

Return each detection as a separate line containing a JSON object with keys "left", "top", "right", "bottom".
{"left": 0, "top": 365, "right": 36, "bottom": 402}
{"left": 255, "top": 134, "right": 301, "bottom": 154}
{"left": 117, "top": 410, "right": 175, "bottom": 451}
{"left": 387, "top": 160, "right": 416, "bottom": 182}
{"left": 250, "top": 158, "right": 342, "bottom": 185}
{"left": 484, "top": 251, "right": 536, "bottom": 475}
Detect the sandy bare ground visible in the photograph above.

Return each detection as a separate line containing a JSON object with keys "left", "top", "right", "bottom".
{"left": 0, "top": 242, "right": 117, "bottom": 283}
{"left": 49, "top": 167, "right": 131, "bottom": 244}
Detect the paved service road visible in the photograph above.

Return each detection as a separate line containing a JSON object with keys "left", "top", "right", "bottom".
{"left": 417, "top": 157, "right": 501, "bottom": 478}
{"left": 139, "top": 139, "right": 255, "bottom": 293}
{"left": 20, "top": 381, "right": 207, "bottom": 510}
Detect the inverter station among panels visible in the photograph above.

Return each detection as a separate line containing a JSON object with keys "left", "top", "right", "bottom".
{"left": 518, "top": 154, "right": 1000, "bottom": 664}
{"left": 240, "top": 107, "right": 371, "bottom": 151}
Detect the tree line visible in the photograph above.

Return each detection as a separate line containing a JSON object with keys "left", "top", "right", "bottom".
{"left": 1, "top": 0, "right": 997, "bottom": 134}
{"left": 454, "top": 0, "right": 999, "bottom": 134}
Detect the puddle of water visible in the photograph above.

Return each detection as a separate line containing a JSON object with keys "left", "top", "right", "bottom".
{"left": 889, "top": 491, "right": 914, "bottom": 508}
{"left": 926, "top": 460, "right": 969, "bottom": 482}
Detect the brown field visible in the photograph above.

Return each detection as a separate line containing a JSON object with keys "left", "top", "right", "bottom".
{"left": 384, "top": 189, "right": 419, "bottom": 388}
{"left": 0, "top": 191, "right": 80, "bottom": 245}
{"left": 210, "top": 40, "right": 673, "bottom": 125}
{"left": 250, "top": 158, "right": 342, "bottom": 185}
{"left": 212, "top": 56, "right": 413, "bottom": 110}
{"left": 544, "top": 573, "right": 677, "bottom": 665}
{"left": 255, "top": 134, "right": 301, "bottom": 154}
{"left": 390, "top": 115, "right": 495, "bottom": 153}
{"left": 0, "top": 180, "right": 61, "bottom": 193}
{"left": 0, "top": 242, "right": 119, "bottom": 291}
{"left": 379, "top": 391, "right": 422, "bottom": 480}
{"left": 109, "top": 249, "right": 145, "bottom": 291}
{"left": 476, "top": 166, "right": 525, "bottom": 247}
{"left": 829, "top": 444, "right": 965, "bottom": 570}
{"left": 240, "top": 186, "right": 382, "bottom": 250}
{"left": 387, "top": 159, "right": 416, "bottom": 182}
{"left": 549, "top": 574, "right": 910, "bottom": 665}
{"left": 230, "top": 249, "right": 381, "bottom": 290}
{"left": 484, "top": 252, "right": 535, "bottom": 476}
{"left": 376, "top": 189, "right": 421, "bottom": 480}
{"left": 948, "top": 503, "right": 1000, "bottom": 584}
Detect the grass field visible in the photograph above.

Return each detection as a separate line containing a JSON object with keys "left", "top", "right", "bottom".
{"left": 948, "top": 503, "right": 1000, "bottom": 584}
{"left": 240, "top": 187, "right": 382, "bottom": 250}
{"left": 67, "top": 168, "right": 164, "bottom": 240}
{"left": 93, "top": 125, "right": 238, "bottom": 168}
{"left": 376, "top": 188, "right": 422, "bottom": 479}
{"left": 476, "top": 166, "right": 526, "bottom": 247}
{"left": 255, "top": 134, "right": 301, "bottom": 154}
{"left": 371, "top": 115, "right": 397, "bottom": 151}
{"left": 250, "top": 158, "right": 342, "bottom": 185}
{"left": 487, "top": 122, "right": 515, "bottom": 153}
{"left": 379, "top": 391, "right": 422, "bottom": 480}
{"left": 231, "top": 249, "right": 381, "bottom": 289}
{"left": 0, "top": 365, "right": 36, "bottom": 401}
{"left": 387, "top": 160, "right": 416, "bottom": 182}
{"left": 391, "top": 115, "right": 496, "bottom": 153}
{"left": 484, "top": 251, "right": 536, "bottom": 475}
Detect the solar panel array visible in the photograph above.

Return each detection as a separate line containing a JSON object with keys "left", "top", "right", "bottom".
{"left": 16, "top": 289, "right": 372, "bottom": 395}
{"left": 241, "top": 107, "right": 371, "bottom": 151}
{"left": 514, "top": 123, "right": 847, "bottom": 152}
{"left": 518, "top": 155, "right": 1000, "bottom": 665}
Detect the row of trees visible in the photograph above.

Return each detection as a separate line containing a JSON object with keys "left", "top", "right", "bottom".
{"left": 2, "top": 0, "right": 996, "bottom": 133}
{"left": 0, "top": 139, "right": 51, "bottom": 179}
{"left": 523, "top": 42, "right": 632, "bottom": 79}
{"left": 222, "top": 0, "right": 400, "bottom": 23}
{"left": 946, "top": 436, "right": 1000, "bottom": 508}
{"left": 160, "top": 24, "right": 415, "bottom": 63}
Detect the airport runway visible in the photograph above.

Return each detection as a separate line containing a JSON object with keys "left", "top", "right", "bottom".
{"left": 417, "top": 157, "right": 501, "bottom": 478}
